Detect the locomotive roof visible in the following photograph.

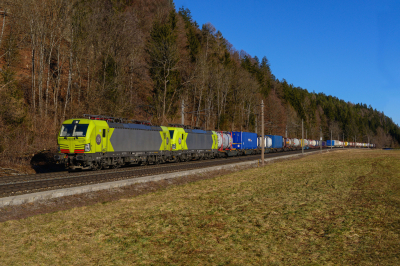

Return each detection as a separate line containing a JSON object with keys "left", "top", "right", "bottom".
{"left": 108, "top": 122, "right": 162, "bottom": 131}
{"left": 184, "top": 129, "right": 213, "bottom": 134}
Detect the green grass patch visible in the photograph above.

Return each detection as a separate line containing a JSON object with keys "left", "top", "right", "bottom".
{"left": 1, "top": 150, "right": 400, "bottom": 265}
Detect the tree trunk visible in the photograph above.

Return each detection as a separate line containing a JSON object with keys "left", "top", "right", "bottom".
{"left": 54, "top": 42, "right": 61, "bottom": 126}
{"left": 191, "top": 85, "right": 196, "bottom": 126}
{"left": 31, "top": 45, "right": 36, "bottom": 112}
{"left": 38, "top": 34, "right": 45, "bottom": 116}
{"left": 63, "top": 29, "right": 73, "bottom": 121}
{"left": 196, "top": 88, "right": 203, "bottom": 127}
{"left": 76, "top": 60, "right": 81, "bottom": 104}
{"left": 45, "top": 32, "right": 55, "bottom": 117}
{"left": 0, "top": 9, "right": 6, "bottom": 49}
{"left": 87, "top": 57, "right": 90, "bottom": 100}
{"left": 162, "top": 62, "right": 170, "bottom": 124}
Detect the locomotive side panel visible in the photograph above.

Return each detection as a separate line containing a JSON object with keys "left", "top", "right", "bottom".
{"left": 110, "top": 128, "right": 163, "bottom": 152}
{"left": 186, "top": 130, "right": 214, "bottom": 150}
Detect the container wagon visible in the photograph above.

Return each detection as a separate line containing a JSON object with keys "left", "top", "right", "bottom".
{"left": 232, "top": 131, "right": 258, "bottom": 155}
{"left": 217, "top": 131, "right": 235, "bottom": 157}
{"left": 267, "top": 135, "right": 283, "bottom": 152}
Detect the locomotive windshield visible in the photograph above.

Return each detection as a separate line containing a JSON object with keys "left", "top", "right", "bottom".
{"left": 60, "top": 124, "right": 89, "bottom": 137}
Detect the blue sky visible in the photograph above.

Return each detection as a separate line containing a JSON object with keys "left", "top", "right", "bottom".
{"left": 173, "top": 0, "right": 400, "bottom": 126}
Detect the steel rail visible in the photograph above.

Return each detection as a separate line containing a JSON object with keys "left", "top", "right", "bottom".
{"left": 0, "top": 149, "right": 321, "bottom": 197}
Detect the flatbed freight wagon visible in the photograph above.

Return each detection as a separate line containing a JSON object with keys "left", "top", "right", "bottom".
{"left": 232, "top": 131, "right": 258, "bottom": 155}
{"left": 267, "top": 135, "right": 283, "bottom": 152}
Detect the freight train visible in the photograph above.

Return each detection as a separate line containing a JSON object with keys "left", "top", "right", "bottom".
{"left": 54, "top": 115, "right": 375, "bottom": 170}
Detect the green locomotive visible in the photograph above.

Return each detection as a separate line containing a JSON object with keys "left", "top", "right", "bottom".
{"left": 55, "top": 115, "right": 218, "bottom": 170}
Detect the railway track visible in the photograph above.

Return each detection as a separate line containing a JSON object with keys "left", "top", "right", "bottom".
{"left": 0, "top": 149, "right": 320, "bottom": 197}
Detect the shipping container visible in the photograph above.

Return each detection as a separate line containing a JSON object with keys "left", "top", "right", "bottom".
{"left": 300, "top": 139, "right": 309, "bottom": 147}
{"left": 217, "top": 132, "right": 232, "bottom": 150}
{"left": 258, "top": 136, "right": 272, "bottom": 148}
{"left": 293, "top": 138, "right": 300, "bottom": 147}
{"left": 268, "top": 137, "right": 272, "bottom": 148}
{"left": 284, "top": 138, "right": 294, "bottom": 149}
{"left": 267, "top": 135, "right": 283, "bottom": 149}
{"left": 232, "top": 131, "right": 258, "bottom": 150}
{"left": 326, "top": 140, "right": 338, "bottom": 146}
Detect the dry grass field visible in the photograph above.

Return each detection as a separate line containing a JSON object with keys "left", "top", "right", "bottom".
{"left": 0, "top": 149, "right": 399, "bottom": 265}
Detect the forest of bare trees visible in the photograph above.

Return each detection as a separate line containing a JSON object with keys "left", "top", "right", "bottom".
{"left": 0, "top": 0, "right": 399, "bottom": 170}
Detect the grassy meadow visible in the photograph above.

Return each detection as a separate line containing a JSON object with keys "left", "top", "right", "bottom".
{"left": 1, "top": 149, "right": 399, "bottom": 265}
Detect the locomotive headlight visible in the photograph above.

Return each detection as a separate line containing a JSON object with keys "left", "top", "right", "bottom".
{"left": 84, "top": 144, "right": 91, "bottom": 152}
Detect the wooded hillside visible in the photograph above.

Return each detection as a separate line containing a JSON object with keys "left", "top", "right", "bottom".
{"left": 0, "top": 0, "right": 399, "bottom": 168}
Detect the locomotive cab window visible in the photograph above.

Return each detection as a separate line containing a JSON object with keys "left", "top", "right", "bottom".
{"left": 169, "top": 130, "right": 174, "bottom": 139}
{"left": 60, "top": 124, "right": 89, "bottom": 137}
{"left": 103, "top": 129, "right": 106, "bottom": 138}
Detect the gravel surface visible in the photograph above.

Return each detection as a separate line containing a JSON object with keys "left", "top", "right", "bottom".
{"left": 0, "top": 153, "right": 311, "bottom": 222}
{"left": 0, "top": 168, "right": 242, "bottom": 222}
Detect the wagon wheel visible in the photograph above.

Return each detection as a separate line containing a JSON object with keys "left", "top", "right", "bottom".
{"left": 92, "top": 162, "right": 101, "bottom": 171}
{"left": 112, "top": 162, "right": 121, "bottom": 169}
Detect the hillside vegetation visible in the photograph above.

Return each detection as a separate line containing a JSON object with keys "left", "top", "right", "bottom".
{"left": 1, "top": 149, "right": 399, "bottom": 264}
{"left": 0, "top": 0, "right": 399, "bottom": 168}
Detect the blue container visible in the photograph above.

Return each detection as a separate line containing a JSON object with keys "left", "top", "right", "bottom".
{"left": 232, "top": 131, "right": 258, "bottom": 150}
{"left": 326, "top": 140, "right": 336, "bottom": 146}
{"left": 267, "top": 135, "right": 283, "bottom": 149}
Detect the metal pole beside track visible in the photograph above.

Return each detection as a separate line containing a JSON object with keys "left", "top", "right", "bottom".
{"left": 320, "top": 127, "right": 322, "bottom": 153}
{"left": 302, "top": 119, "right": 304, "bottom": 155}
{"left": 285, "top": 125, "right": 287, "bottom": 138}
{"left": 181, "top": 100, "right": 184, "bottom": 125}
{"left": 255, "top": 114, "right": 258, "bottom": 137}
{"left": 261, "top": 100, "right": 264, "bottom": 166}
{"left": 331, "top": 130, "right": 332, "bottom": 149}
